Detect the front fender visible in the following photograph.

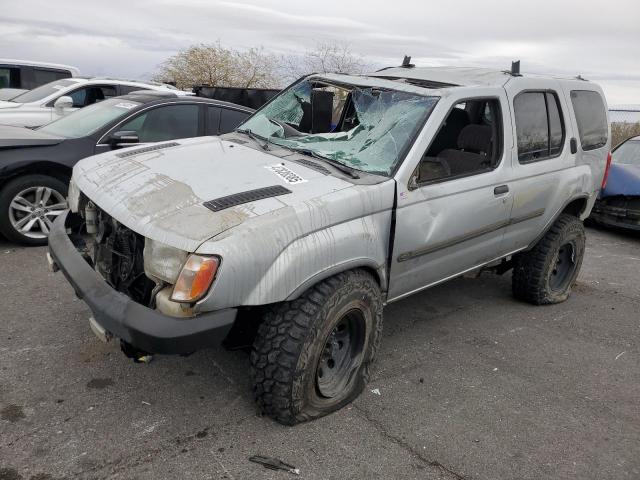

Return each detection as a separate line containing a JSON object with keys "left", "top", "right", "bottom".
{"left": 195, "top": 210, "right": 392, "bottom": 310}
{"left": 252, "top": 211, "right": 391, "bottom": 303}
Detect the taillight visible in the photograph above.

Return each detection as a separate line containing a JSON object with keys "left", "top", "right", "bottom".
{"left": 601, "top": 151, "right": 612, "bottom": 190}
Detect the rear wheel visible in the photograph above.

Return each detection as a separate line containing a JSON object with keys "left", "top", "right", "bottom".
{"left": 512, "top": 214, "right": 585, "bottom": 305}
{"left": 0, "top": 174, "right": 68, "bottom": 246}
{"left": 250, "top": 269, "right": 383, "bottom": 425}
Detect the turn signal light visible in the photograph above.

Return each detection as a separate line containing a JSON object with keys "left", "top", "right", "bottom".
{"left": 171, "top": 255, "right": 220, "bottom": 303}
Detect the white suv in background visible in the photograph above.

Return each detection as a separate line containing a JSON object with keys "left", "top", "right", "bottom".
{"left": 0, "top": 78, "right": 187, "bottom": 127}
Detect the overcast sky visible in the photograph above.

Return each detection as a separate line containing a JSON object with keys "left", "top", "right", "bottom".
{"left": 1, "top": 0, "right": 639, "bottom": 104}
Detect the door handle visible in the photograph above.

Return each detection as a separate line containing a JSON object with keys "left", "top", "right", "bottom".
{"left": 494, "top": 185, "right": 509, "bottom": 195}
{"left": 570, "top": 137, "right": 578, "bottom": 154}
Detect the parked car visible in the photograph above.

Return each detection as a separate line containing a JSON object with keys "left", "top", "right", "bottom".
{"left": 0, "top": 91, "right": 253, "bottom": 244}
{"left": 0, "top": 59, "right": 80, "bottom": 91}
{"left": 48, "top": 65, "right": 610, "bottom": 425}
{"left": 590, "top": 135, "right": 640, "bottom": 230}
{"left": 0, "top": 77, "right": 185, "bottom": 128}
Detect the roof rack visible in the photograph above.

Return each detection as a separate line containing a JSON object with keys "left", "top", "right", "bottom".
{"left": 401, "top": 55, "right": 415, "bottom": 68}
{"left": 508, "top": 60, "right": 522, "bottom": 77}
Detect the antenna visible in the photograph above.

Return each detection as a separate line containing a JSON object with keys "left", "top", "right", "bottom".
{"left": 510, "top": 60, "right": 521, "bottom": 76}
{"left": 401, "top": 55, "right": 414, "bottom": 68}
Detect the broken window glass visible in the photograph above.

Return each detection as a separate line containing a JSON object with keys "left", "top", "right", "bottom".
{"left": 238, "top": 78, "right": 438, "bottom": 175}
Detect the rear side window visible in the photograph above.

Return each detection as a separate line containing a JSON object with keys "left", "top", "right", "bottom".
{"left": 570, "top": 90, "right": 608, "bottom": 151}
{"left": 219, "top": 108, "right": 250, "bottom": 134}
{"left": 0, "top": 67, "right": 21, "bottom": 88}
{"left": 514, "top": 91, "right": 565, "bottom": 162}
{"left": 33, "top": 68, "right": 70, "bottom": 86}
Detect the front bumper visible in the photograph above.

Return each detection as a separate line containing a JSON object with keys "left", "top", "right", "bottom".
{"left": 591, "top": 200, "right": 640, "bottom": 231}
{"left": 48, "top": 212, "right": 237, "bottom": 354}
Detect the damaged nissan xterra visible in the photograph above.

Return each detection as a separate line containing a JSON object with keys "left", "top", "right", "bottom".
{"left": 48, "top": 62, "right": 611, "bottom": 425}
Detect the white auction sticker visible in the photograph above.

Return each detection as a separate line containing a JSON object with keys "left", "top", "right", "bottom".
{"left": 114, "top": 102, "right": 138, "bottom": 110}
{"left": 266, "top": 164, "right": 307, "bottom": 184}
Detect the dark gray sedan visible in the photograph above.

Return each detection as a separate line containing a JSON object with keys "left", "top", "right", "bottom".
{"left": 0, "top": 91, "right": 253, "bottom": 244}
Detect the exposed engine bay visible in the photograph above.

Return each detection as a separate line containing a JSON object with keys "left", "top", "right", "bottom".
{"left": 85, "top": 204, "right": 157, "bottom": 306}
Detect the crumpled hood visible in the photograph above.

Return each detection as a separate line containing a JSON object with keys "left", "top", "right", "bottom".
{"left": 72, "top": 136, "right": 353, "bottom": 252}
{"left": 601, "top": 163, "right": 640, "bottom": 198}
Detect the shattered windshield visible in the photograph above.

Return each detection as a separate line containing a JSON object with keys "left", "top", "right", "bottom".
{"left": 238, "top": 78, "right": 438, "bottom": 175}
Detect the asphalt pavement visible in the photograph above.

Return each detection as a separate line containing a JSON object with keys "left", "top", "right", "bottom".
{"left": 1, "top": 224, "right": 639, "bottom": 480}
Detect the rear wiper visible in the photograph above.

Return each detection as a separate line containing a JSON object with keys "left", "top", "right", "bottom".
{"left": 294, "top": 149, "right": 360, "bottom": 179}
{"left": 236, "top": 128, "right": 270, "bottom": 151}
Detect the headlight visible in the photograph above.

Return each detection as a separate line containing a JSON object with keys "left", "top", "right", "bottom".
{"left": 171, "top": 254, "right": 220, "bottom": 303}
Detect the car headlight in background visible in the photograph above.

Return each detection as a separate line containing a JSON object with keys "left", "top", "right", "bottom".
{"left": 171, "top": 254, "right": 220, "bottom": 303}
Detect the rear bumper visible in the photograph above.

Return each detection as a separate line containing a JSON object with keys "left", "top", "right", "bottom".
{"left": 48, "top": 212, "right": 237, "bottom": 354}
{"left": 591, "top": 200, "right": 640, "bottom": 231}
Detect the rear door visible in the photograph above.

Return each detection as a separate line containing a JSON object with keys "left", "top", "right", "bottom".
{"left": 388, "top": 90, "right": 514, "bottom": 301}
{"left": 501, "top": 79, "right": 578, "bottom": 253}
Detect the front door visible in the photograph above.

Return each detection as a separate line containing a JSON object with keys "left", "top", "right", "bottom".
{"left": 388, "top": 93, "right": 514, "bottom": 301}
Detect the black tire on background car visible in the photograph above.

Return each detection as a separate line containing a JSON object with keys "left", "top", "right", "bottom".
{"left": 512, "top": 213, "right": 586, "bottom": 305}
{"left": 0, "top": 174, "right": 68, "bottom": 246}
{"left": 250, "top": 269, "right": 383, "bottom": 425}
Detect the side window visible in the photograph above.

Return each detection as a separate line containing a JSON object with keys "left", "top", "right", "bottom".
{"left": 514, "top": 91, "right": 565, "bottom": 162}
{"left": 68, "top": 86, "right": 117, "bottom": 108}
{"left": 207, "top": 106, "right": 221, "bottom": 135}
{"left": 33, "top": 68, "right": 69, "bottom": 86}
{"left": 417, "top": 98, "right": 503, "bottom": 184}
{"left": 68, "top": 88, "right": 87, "bottom": 108}
{"left": 118, "top": 104, "right": 199, "bottom": 142}
{"left": 570, "top": 90, "right": 608, "bottom": 151}
{"left": 0, "top": 67, "right": 21, "bottom": 88}
{"left": 219, "top": 108, "right": 250, "bottom": 134}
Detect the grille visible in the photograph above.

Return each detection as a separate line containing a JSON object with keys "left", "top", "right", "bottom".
{"left": 116, "top": 142, "right": 180, "bottom": 158}
{"left": 203, "top": 185, "right": 292, "bottom": 212}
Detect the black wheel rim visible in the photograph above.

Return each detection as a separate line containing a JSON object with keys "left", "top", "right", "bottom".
{"left": 549, "top": 241, "right": 577, "bottom": 292}
{"left": 316, "top": 309, "right": 366, "bottom": 399}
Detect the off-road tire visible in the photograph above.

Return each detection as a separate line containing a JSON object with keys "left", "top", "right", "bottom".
{"left": 0, "top": 174, "right": 68, "bottom": 246}
{"left": 512, "top": 213, "right": 585, "bottom": 305}
{"left": 250, "top": 269, "right": 383, "bottom": 425}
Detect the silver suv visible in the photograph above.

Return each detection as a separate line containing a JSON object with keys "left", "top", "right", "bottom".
{"left": 48, "top": 64, "right": 611, "bottom": 425}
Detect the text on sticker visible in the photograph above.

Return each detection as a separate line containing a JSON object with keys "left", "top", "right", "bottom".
{"left": 266, "top": 165, "right": 307, "bottom": 184}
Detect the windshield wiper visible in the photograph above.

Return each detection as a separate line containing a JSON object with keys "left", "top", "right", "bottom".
{"left": 294, "top": 149, "right": 360, "bottom": 179}
{"left": 236, "top": 128, "right": 270, "bottom": 151}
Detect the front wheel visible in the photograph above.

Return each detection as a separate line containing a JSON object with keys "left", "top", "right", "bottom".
{"left": 250, "top": 269, "right": 383, "bottom": 425}
{"left": 512, "top": 213, "right": 586, "bottom": 305}
{"left": 0, "top": 174, "right": 68, "bottom": 246}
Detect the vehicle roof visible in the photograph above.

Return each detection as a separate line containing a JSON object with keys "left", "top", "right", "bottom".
{"left": 71, "top": 77, "right": 181, "bottom": 90}
{"left": 369, "top": 66, "right": 594, "bottom": 88}
{"left": 117, "top": 91, "right": 255, "bottom": 111}
{"left": 0, "top": 58, "right": 80, "bottom": 75}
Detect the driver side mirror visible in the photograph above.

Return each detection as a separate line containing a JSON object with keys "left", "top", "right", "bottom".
{"left": 108, "top": 130, "right": 139, "bottom": 148}
{"left": 53, "top": 95, "right": 74, "bottom": 112}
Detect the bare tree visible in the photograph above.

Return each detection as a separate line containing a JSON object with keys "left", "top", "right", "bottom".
{"left": 281, "top": 42, "right": 369, "bottom": 83}
{"left": 154, "top": 42, "right": 280, "bottom": 90}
